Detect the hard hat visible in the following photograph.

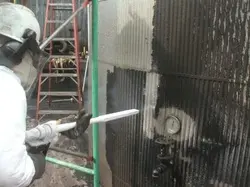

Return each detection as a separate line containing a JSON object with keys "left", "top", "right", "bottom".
{"left": 0, "top": 2, "right": 41, "bottom": 43}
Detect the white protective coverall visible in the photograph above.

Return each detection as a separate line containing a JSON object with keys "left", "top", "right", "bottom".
{"left": 0, "top": 66, "right": 35, "bottom": 186}
{"left": 0, "top": 3, "right": 92, "bottom": 186}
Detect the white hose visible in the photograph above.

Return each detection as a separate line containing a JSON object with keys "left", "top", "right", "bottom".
{"left": 25, "top": 109, "right": 140, "bottom": 144}
{"left": 56, "top": 109, "right": 139, "bottom": 133}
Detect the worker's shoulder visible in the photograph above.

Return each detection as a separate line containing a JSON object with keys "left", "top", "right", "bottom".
{"left": 0, "top": 67, "right": 25, "bottom": 97}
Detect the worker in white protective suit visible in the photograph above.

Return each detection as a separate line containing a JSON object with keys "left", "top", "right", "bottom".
{"left": 0, "top": 3, "right": 92, "bottom": 187}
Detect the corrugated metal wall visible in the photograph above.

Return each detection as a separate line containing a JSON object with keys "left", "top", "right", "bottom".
{"left": 27, "top": 0, "right": 88, "bottom": 46}
{"left": 88, "top": 0, "right": 250, "bottom": 186}
{"left": 152, "top": 1, "right": 250, "bottom": 186}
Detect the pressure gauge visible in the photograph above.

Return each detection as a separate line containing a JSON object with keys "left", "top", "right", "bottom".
{"left": 165, "top": 115, "right": 181, "bottom": 135}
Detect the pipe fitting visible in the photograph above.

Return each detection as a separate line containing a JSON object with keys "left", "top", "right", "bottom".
{"left": 152, "top": 164, "right": 167, "bottom": 178}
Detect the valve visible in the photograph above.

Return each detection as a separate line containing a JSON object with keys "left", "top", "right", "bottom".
{"left": 152, "top": 164, "right": 167, "bottom": 178}
{"left": 152, "top": 136, "right": 175, "bottom": 178}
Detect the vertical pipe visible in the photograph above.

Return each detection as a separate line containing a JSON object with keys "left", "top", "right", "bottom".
{"left": 48, "top": 0, "right": 55, "bottom": 106}
{"left": 82, "top": 55, "right": 89, "bottom": 94}
{"left": 72, "top": 0, "right": 83, "bottom": 108}
{"left": 82, "top": 4, "right": 91, "bottom": 96}
{"left": 91, "top": 0, "right": 100, "bottom": 187}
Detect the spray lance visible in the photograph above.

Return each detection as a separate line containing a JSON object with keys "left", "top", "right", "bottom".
{"left": 25, "top": 109, "right": 139, "bottom": 154}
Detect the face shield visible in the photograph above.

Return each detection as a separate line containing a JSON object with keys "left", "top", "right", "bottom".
{"left": 3, "top": 29, "right": 50, "bottom": 99}
{"left": 12, "top": 50, "right": 49, "bottom": 99}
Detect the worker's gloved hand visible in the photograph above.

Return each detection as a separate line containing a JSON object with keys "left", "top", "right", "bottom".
{"left": 25, "top": 121, "right": 59, "bottom": 148}
{"left": 25, "top": 123, "right": 58, "bottom": 183}
{"left": 60, "top": 109, "right": 92, "bottom": 139}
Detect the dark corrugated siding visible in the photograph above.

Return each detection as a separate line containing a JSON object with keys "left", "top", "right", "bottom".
{"left": 155, "top": 75, "right": 250, "bottom": 186}
{"left": 106, "top": 68, "right": 147, "bottom": 187}
{"left": 104, "top": 0, "right": 250, "bottom": 186}
{"left": 152, "top": 0, "right": 250, "bottom": 186}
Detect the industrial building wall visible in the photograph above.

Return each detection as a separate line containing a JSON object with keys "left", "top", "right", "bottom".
{"left": 90, "top": 0, "right": 250, "bottom": 187}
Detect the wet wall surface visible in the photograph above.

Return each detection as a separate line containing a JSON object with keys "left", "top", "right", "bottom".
{"left": 99, "top": 0, "right": 250, "bottom": 187}
{"left": 106, "top": 68, "right": 147, "bottom": 187}
{"left": 152, "top": 0, "right": 250, "bottom": 186}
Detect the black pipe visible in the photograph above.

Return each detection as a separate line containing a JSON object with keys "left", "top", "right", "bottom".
{"left": 49, "top": 146, "right": 93, "bottom": 162}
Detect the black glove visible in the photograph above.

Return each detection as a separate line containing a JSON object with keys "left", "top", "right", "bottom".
{"left": 61, "top": 109, "right": 92, "bottom": 139}
{"left": 26, "top": 144, "right": 48, "bottom": 183}
{"left": 27, "top": 143, "right": 51, "bottom": 156}
{"left": 28, "top": 152, "right": 46, "bottom": 181}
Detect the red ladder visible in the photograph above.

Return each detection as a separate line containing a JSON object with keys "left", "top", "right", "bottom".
{"left": 36, "top": 0, "right": 83, "bottom": 121}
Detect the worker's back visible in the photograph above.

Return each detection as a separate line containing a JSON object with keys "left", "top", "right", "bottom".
{"left": 0, "top": 65, "right": 35, "bottom": 187}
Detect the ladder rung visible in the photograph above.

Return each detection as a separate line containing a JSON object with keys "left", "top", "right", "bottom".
{"left": 50, "top": 55, "right": 76, "bottom": 59}
{"left": 41, "top": 73, "right": 77, "bottom": 77}
{"left": 49, "top": 3, "right": 72, "bottom": 6}
{"left": 47, "top": 20, "right": 68, "bottom": 24}
{"left": 51, "top": 38, "right": 75, "bottom": 41}
{"left": 53, "top": 8, "right": 72, "bottom": 10}
{"left": 38, "top": 110, "right": 78, "bottom": 115}
{"left": 40, "top": 92, "right": 78, "bottom": 96}
{"left": 51, "top": 68, "right": 77, "bottom": 70}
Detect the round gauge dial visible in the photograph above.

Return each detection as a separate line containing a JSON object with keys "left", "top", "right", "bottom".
{"left": 165, "top": 115, "right": 181, "bottom": 134}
